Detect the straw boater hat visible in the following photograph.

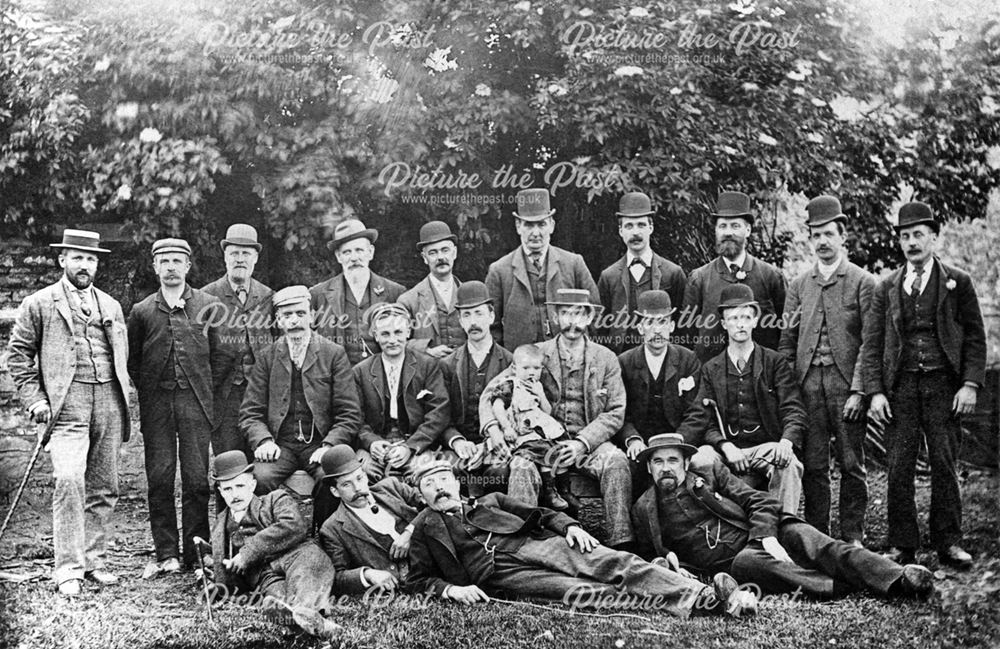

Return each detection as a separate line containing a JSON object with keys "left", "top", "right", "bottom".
{"left": 544, "top": 288, "right": 602, "bottom": 313}
{"left": 636, "top": 433, "right": 699, "bottom": 464}
{"left": 50, "top": 229, "right": 110, "bottom": 254}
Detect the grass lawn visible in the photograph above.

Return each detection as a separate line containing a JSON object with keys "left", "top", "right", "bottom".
{"left": 0, "top": 465, "right": 997, "bottom": 649}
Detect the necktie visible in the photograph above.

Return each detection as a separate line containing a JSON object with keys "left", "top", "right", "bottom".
{"left": 387, "top": 363, "right": 400, "bottom": 419}
{"left": 77, "top": 290, "right": 92, "bottom": 319}
{"left": 736, "top": 358, "right": 747, "bottom": 373}
{"left": 629, "top": 257, "right": 646, "bottom": 268}
{"left": 729, "top": 263, "right": 740, "bottom": 278}
{"left": 911, "top": 266, "right": 924, "bottom": 298}
{"left": 236, "top": 287, "right": 248, "bottom": 304}
{"left": 530, "top": 253, "right": 543, "bottom": 273}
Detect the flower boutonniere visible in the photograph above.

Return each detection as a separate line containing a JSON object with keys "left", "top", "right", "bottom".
{"left": 373, "top": 285, "right": 385, "bottom": 296}
{"left": 735, "top": 270, "right": 747, "bottom": 281}
{"left": 596, "top": 388, "right": 608, "bottom": 398}
{"left": 416, "top": 389, "right": 433, "bottom": 400}
{"left": 945, "top": 278, "right": 957, "bottom": 291}
{"left": 175, "top": 298, "right": 186, "bottom": 310}
{"left": 678, "top": 376, "right": 695, "bottom": 395}
{"left": 693, "top": 476, "right": 705, "bottom": 489}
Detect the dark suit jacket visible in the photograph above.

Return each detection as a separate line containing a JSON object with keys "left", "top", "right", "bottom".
{"left": 440, "top": 342, "right": 514, "bottom": 446}
{"left": 406, "top": 492, "right": 578, "bottom": 596}
{"left": 201, "top": 275, "right": 275, "bottom": 404}
{"left": 485, "top": 245, "right": 599, "bottom": 349}
{"left": 681, "top": 255, "right": 786, "bottom": 362}
{"left": 352, "top": 350, "right": 451, "bottom": 454}
{"left": 597, "top": 253, "right": 686, "bottom": 353}
{"left": 240, "top": 333, "right": 361, "bottom": 449}
{"left": 862, "top": 257, "right": 987, "bottom": 394}
{"left": 616, "top": 344, "right": 701, "bottom": 446}
{"left": 126, "top": 284, "right": 223, "bottom": 424}
{"left": 318, "top": 477, "right": 423, "bottom": 594}
{"left": 779, "top": 258, "right": 875, "bottom": 391}
{"left": 631, "top": 460, "right": 781, "bottom": 562}
{"left": 308, "top": 271, "right": 406, "bottom": 356}
{"left": 677, "top": 344, "right": 807, "bottom": 450}
{"left": 397, "top": 276, "right": 466, "bottom": 353}
{"left": 211, "top": 490, "right": 310, "bottom": 590}
{"left": 7, "top": 281, "right": 132, "bottom": 441}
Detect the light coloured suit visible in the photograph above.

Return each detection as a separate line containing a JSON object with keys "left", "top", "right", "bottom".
{"left": 485, "top": 245, "right": 599, "bottom": 350}
{"left": 7, "top": 280, "right": 130, "bottom": 585}
{"left": 397, "top": 276, "right": 465, "bottom": 353}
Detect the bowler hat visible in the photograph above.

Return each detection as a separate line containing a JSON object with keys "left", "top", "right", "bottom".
{"left": 417, "top": 221, "right": 457, "bottom": 249}
{"left": 513, "top": 188, "right": 555, "bottom": 222}
{"left": 544, "top": 288, "right": 602, "bottom": 313}
{"left": 363, "top": 302, "right": 411, "bottom": 330}
{"left": 50, "top": 229, "right": 110, "bottom": 254}
{"left": 320, "top": 445, "right": 363, "bottom": 482}
{"left": 636, "top": 433, "right": 699, "bottom": 464}
{"left": 151, "top": 238, "right": 192, "bottom": 257}
{"left": 894, "top": 201, "right": 939, "bottom": 234}
{"left": 711, "top": 191, "right": 754, "bottom": 224}
{"left": 805, "top": 195, "right": 846, "bottom": 228}
{"left": 634, "top": 290, "right": 675, "bottom": 317}
{"left": 327, "top": 219, "right": 379, "bottom": 250}
{"left": 716, "top": 283, "right": 760, "bottom": 316}
{"left": 220, "top": 223, "right": 262, "bottom": 252}
{"left": 616, "top": 192, "right": 655, "bottom": 218}
{"left": 272, "top": 285, "right": 311, "bottom": 310}
{"left": 212, "top": 450, "right": 255, "bottom": 482}
{"left": 455, "top": 281, "right": 492, "bottom": 310}
{"left": 412, "top": 459, "right": 456, "bottom": 486}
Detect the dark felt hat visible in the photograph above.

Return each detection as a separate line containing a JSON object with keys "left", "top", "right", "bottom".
{"left": 320, "top": 445, "right": 363, "bottom": 482}
{"left": 711, "top": 191, "right": 753, "bottom": 225}
{"left": 805, "top": 195, "right": 847, "bottom": 228}
{"left": 616, "top": 192, "right": 655, "bottom": 218}
{"left": 513, "top": 188, "right": 555, "bottom": 222}
{"left": 716, "top": 283, "right": 761, "bottom": 316}
{"left": 634, "top": 290, "right": 675, "bottom": 317}
{"left": 894, "top": 201, "right": 939, "bottom": 234}
{"left": 327, "top": 219, "right": 379, "bottom": 250}
{"left": 212, "top": 450, "right": 255, "bottom": 482}
{"left": 417, "top": 221, "right": 458, "bottom": 249}
{"left": 455, "top": 281, "right": 492, "bottom": 310}
{"left": 220, "top": 223, "right": 262, "bottom": 251}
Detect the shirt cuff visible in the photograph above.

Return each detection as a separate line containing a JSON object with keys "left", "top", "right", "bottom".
{"left": 962, "top": 381, "right": 980, "bottom": 389}
{"left": 449, "top": 435, "right": 467, "bottom": 450}
{"left": 27, "top": 400, "right": 47, "bottom": 415}
{"left": 624, "top": 435, "right": 643, "bottom": 447}
{"left": 576, "top": 437, "right": 592, "bottom": 454}
{"left": 359, "top": 568, "right": 371, "bottom": 588}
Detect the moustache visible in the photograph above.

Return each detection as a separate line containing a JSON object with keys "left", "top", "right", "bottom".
{"left": 467, "top": 326, "right": 483, "bottom": 334}
{"left": 435, "top": 260, "right": 450, "bottom": 267}
{"left": 434, "top": 490, "right": 453, "bottom": 502}
{"left": 629, "top": 236, "right": 644, "bottom": 243}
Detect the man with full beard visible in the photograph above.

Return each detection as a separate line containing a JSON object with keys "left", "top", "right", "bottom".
{"left": 7, "top": 230, "right": 132, "bottom": 596}
{"left": 398, "top": 221, "right": 466, "bottom": 358}
{"left": 681, "top": 191, "right": 785, "bottom": 363}
{"left": 631, "top": 434, "right": 935, "bottom": 600}
{"left": 478, "top": 289, "right": 634, "bottom": 551}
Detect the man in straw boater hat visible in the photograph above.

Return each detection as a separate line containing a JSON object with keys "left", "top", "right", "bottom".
{"left": 317, "top": 444, "right": 424, "bottom": 594}
{"left": 7, "top": 229, "right": 131, "bottom": 596}
{"left": 677, "top": 284, "right": 806, "bottom": 516}
{"left": 405, "top": 459, "right": 757, "bottom": 617}
{"left": 201, "top": 223, "right": 275, "bottom": 460}
{"left": 398, "top": 220, "right": 467, "bottom": 359}
{"left": 127, "top": 237, "right": 224, "bottom": 576}
{"left": 615, "top": 290, "right": 702, "bottom": 496}
{"left": 438, "top": 281, "right": 514, "bottom": 497}
{"left": 239, "top": 285, "right": 361, "bottom": 494}
{"left": 779, "top": 196, "right": 876, "bottom": 547}
{"left": 208, "top": 450, "right": 338, "bottom": 638}
{"left": 681, "top": 191, "right": 786, "bottom": 363}
{"left": 485, "top": 188, "right": 599, "bottom": 350}
{"left": 862, "top": 201, "right": 986, "bottom": 570}
{"left": 309, "top": 218, "right": 406, "bottom": 365}
{"left": 630, "top": 433, "right": 935, "bottom": 600}
{"left": 597, "top": 191, "right": 686, "bottom": 354}
{"left": 478, "top": 288, "right": 634, "bottom": 551}
{"left": 351, "top": 302, "right": 451, "bottom": 480}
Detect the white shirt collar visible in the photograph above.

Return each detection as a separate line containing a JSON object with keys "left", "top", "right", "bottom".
{"left": 428, "top": 274, "right": 455, "bottom": 301}
{"left": 285, "top": 330, "right": 312, "bottom": 367}
{"left": 521, "top": 246, "right": 548, "bottom": 263}
{"left": 816, "top": 254, "right": 843, "bottom": 280}
{"left": 905, "top": 258, "right": 935, "bottom": 293}
{"left": 467, "top": 339, "right": 493, "bottom": 365}
{"left": 382, "top": 351, "right": 406, "bottom": 373}
{"left": 627, "top": 249, "right": 654, "bottom": 267}
{"left": 643, "top": 345, "right": 668, "bottom": 376}
{"left": 61, "top": 276, "right": 95, "bottom": 299}
{"left": 727, "top": 342, "right": 755, "bottom": 368}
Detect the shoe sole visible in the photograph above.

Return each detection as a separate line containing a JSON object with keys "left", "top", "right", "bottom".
{"left": 901, "top": 564, "right": 935, "bottom": 597}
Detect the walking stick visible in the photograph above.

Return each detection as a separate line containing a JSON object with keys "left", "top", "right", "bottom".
{"left": 0, "top": 423, "right": 49, "bottom": 543}
{"left": 702, "top": 398, "right": 730, "bottom": 440}
{"left": 192, "top": 536, "right": 215, "bottom": 623}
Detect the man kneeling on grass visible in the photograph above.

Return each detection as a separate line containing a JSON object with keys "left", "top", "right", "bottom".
{"left": 209, "top": 450, "right": 339, "bottom": 637}
{"left": 405, "top": 460, "right": 757, "bottom": 618}
{"left": 630, "top": 434, "right": 935, "bottom": 600}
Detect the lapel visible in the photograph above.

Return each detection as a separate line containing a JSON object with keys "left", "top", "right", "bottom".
{"left": 369, "top": 272, "right": 388, "bottom": 301}
{"left": 334, "top": 506, "right": 388, "bottom": 551}
{"left": 617, "top": 256, "right": 631, "bottom": 295}
{"left": 650, "top": 253, "right": 663, "bottom": 289}
{"left": 244, "top": 278, "right": 268, "bottom": 310}
{"left": 933, "top": 257, "right": 949, "bottom": 310}
{"left": 511, "top": 249, "right": 531, "bottom": 293}
{"left": 540, "top": 341, "right": 563, "bottom": 394}
{"left": 52, "top": 282, "right": 76, "bottom": 331}
{"left": 454, "top": 344, "right": 471, "bottom": 403}
{"left": 887, "top": 267, "right": 905, "bottom": 336}
{"left": 637, "top": 488, "right": 666, "bottom": 558}
{"left": 416, "top": 278, "right": 442, "bottom": 337}
{"left": 545, "top": 247, "right": 561, "bottom": 292}
{"left": 427, "top": 511, "right": 460, "bottom": 561}
{"left": 400, "top": 351, "right": 418, "bottom": 395}
{"left": 630, "top": 347, "right": 649, "bottom": 390}
{"left": 276, "top": 335, "right": 294, "bottom": 379}
{"left": 300, "top": 333, "right": 319, "bottom": 374}
{"left": 326, "top": 274, "right": 347, "bottom": 313}
{"left": 661, "top": 346, "right": 679, "bottom": 384}
{"left": 368, "top": 355, "right": 387, "bottom": 404}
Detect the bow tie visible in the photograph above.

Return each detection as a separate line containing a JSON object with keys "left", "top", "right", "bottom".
{"left": 629, "top": 258, "right": 647, "bottom": 268}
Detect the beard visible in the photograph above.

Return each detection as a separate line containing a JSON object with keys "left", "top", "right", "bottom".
{"left": 65, "top": 270, "right": 93, "bottom": 290}
{"left": 656, "top": 474, "right": 679, "bottom": 492}
{"left": 716, "top": 237, "right": 744, "bottom": 259}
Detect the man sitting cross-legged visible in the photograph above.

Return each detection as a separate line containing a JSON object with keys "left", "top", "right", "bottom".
{"left": 209, "top": 450, "right": 338, "bottom": 637}
{"left": 317, "top": 445, "right": 424, "bottom": 595}
{"left": 405, "top": 460, "right": 757, "bottom": 618}
{"left": 630, "top": 434, "right": 935, "bottom": 600}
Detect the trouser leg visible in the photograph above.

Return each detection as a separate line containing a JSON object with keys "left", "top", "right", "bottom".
{"left": 885, "top": 374, "right": 922, "bottom": 549}
{"left": 175, "top": 389, "right": 212, "bottom": 568}
{"left": 48, "top": 382, "right": 92, "bottom": 585}
{"left": 83, "top": 382, "right": 125, "bottom": 571}
{"left": 141, "top": 390, "right": 180, "bottom": 563}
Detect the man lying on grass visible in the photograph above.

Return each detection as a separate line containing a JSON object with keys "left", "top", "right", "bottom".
{"left": 405, "top": 460, "right": 757, "bottom": 618}
{"left": 631, "top": 434, "right": 935, "bottom": 600}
